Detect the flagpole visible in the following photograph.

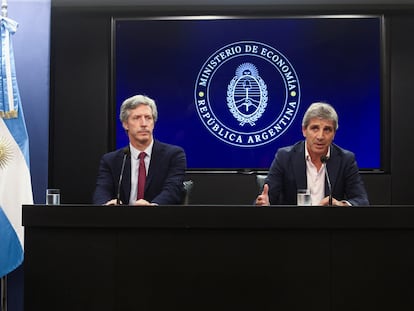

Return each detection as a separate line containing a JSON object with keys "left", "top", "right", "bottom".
{"left": 1, "top": 0, "right": 9, "bottom": 309}
{"left": 1, "top": 2, "right": 10, "bottom": 309}
{"left": 1, "top": 276, "right": 6, "bottom": 311}
{"left": 1, "top": 9, "right": 9, "bottom": 311}
{"left": 1, "top": 0, "right": 8, "bottom": 305}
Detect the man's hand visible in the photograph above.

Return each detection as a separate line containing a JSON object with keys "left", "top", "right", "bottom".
{"left": 319, "top": 196, "right": 350, "bottom": 207}
{"left": 255, "top": 184, "right": 270, "bottom": 206}
{"left": 104, "top": 199, "right": 120, "bottom": 205}
{"left": 134, "top": 199, "right": 157, "bottom": 206}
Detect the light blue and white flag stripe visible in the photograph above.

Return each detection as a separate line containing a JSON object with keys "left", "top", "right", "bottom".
{"left": 0, "top": 15, "right": 33, "bottom": 278}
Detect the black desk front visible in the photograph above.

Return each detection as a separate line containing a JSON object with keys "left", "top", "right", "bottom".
{"left": 23, "top": 205, "right": 414, "bottom": 311}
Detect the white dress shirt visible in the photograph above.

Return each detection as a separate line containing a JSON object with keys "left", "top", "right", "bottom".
{"left": 305, "top": 143, "right": 330, "bottom": 206}
{"left": 128, "top": 141, "right": 153, "bottom": 204}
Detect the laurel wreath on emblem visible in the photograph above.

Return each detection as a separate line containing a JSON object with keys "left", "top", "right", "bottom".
{"left": 0, "top": 136, "right": 13, "bottom": 169}
{"left": 227, "top": 63, "right": 268, "bottom": 126}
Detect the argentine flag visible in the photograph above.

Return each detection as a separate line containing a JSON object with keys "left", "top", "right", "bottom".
{"left": 0, "top": 15, "right": 33, "bottom": 278}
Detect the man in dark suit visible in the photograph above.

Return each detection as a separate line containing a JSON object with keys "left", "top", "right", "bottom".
{"left": 256, "top": 102, "right": 369, "bottom": 206}
{"left": 93, "top": 94, "right": 186, "bottom": 206}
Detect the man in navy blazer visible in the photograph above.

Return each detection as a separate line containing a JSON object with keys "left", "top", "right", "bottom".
{"left": 93, "top": 95, "right": 186, "bottom": 206}
{"left": 256, "top": 102, "right": 369, "bottom": 207}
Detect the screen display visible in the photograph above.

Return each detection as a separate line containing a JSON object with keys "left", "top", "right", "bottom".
{"left": 114, "top": 15, "right": 382, "bottom": 170}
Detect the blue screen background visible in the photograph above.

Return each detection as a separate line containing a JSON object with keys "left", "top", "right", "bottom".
{"left": 114, "top": 17, "right": 381, "bottom": 170}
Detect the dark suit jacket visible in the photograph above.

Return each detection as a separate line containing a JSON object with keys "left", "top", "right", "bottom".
{"left": 266, "top": 141, "right": 369, "bottom": 206}
{"left": 93, "top": 140, "right": 186, "bottom": 205}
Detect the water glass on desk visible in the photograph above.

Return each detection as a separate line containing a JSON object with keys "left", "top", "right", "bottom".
{"left": 46, "top": 189, "right": 60, "bottom": 205}
{"left": 297, "top": 189, "right": 311, "bottom": 206}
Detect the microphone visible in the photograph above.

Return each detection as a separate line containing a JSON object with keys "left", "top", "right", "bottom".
{"left": 117, "top": 147, "right": 130, "bottom": 205}
{"left": 320, "top": 155, "right": 333, "bottom": 206}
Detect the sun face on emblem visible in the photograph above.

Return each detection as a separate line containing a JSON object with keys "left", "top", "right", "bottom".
{"left": 0, "top": 136, "right": 13, "bottom": 169}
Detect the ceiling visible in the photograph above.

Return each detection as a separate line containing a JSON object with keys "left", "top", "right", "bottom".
{"left": 51, "top": 0, "right": 414, "bottom": 7}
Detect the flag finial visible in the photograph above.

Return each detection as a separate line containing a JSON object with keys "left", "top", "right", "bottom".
{"left": 1, "top": 0, "right": 7, "bottom": 17}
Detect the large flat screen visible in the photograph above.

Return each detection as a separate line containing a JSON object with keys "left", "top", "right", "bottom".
{"left": 113, "top": 15, "right": 383, "bottom": 171}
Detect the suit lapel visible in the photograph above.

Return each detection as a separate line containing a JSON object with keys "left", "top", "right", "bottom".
{"left": 326, "top": 145, "right": 340, "bottom": 195}
{"left": 145, "top": 140, "right": 163, "bottom": 189}
{"left": 293, "top": 142, "right": 307, "bottom": 189}
{"left": 120, "top": 149, "right": 132, "bottom": 203}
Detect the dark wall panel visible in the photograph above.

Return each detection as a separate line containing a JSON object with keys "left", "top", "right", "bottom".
{"left": 389, "top": 16, "right": 414, "bottom": 204}
{"left": 50, "top": 10, "right": 111, "bottom": 203}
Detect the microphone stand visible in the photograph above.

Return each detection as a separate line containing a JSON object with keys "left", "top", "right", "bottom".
{"left": 325, "top": 167, "right": 333, "bottom": 206}
{"left": 117, "top": 147, "right": 130, "bottom": 205}
{"left": 321, "top": 155, "right": 333, "bottom": 206}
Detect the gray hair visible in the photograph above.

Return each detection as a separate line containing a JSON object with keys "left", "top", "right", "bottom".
{"left": 302, "top": 102, "right": 338, "bottom": 131}
{"left": 119, "top": 94, "right": 158, "bottom": 123}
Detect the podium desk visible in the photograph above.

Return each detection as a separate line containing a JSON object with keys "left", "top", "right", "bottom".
{"left": 23, "top": 205, "right": 414, "bottom": 311}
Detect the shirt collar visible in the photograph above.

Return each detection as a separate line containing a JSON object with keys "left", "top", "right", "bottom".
{"left": 129, "top": 140, "right": 154, "bottom": 160}
{"left": 304, "top": 141, "right": 331, "bottom": 161}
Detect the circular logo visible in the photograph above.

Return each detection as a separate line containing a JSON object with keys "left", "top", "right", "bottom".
{"left": 194, "top": 41, "right": 301, "bottom": 147}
